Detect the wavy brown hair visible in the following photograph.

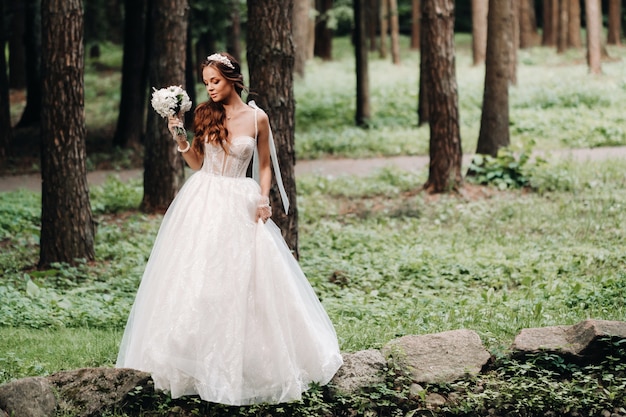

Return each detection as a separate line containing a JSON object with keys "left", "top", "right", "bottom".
{"left": 192, "top": 52, "right": 247, "bottom": 156}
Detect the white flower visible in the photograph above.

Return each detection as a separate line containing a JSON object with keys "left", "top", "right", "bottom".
{"left": 151, "top": 85, "right": 192, "bottom": 119}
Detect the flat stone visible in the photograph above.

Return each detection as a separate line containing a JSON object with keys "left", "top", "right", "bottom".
{"left": 0, "top": 377, "right": 57, "bottom": 417}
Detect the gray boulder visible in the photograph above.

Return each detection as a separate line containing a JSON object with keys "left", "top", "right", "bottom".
{"left": 331, "top": 350, "right": 387, "bottom": 395}
{"left": 49, "top": 367, "right": 153, "bottom": 417}
{"left": 0, "top": 377, "right": 57, "bottom": 417}
{"left": 511, "top": 319, "right": 626, "bottom": 360}
{"left": 382, "top": 329, "right": 491, "bottom": 384}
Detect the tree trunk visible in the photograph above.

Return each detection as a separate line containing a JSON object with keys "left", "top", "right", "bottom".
{"left": 185, "top": 19, "right": 196, "bottom": 129}
{"left": 542, "top": 0, "right": 558, "bottom": 46}
{"left": 422, "top": 0, "right": 463, "bottom": 193}
{"left": 0, "top": 14, "right": 11, "bottom": 160}
{"left": 141, "top": 0, "right": 188, "bottom": 213}
{"left": 293, "top": 0, "right": 312, "bottom": 77}
{"left": 607, "top": 0, "right": 622, "bottom": 45}
{"left": 417, "top": 4, "right": 429, "bottom": 126}
{"left": 16, "top": 0, "right": 42, "bottom": 128}
{"left": 471, "top": 0, "right": 488, "bottom": 66}
{"left": 39, "top": 0, "right": 95, "bottom": 267}
{"left": 354, "top": 0, "right": 371, "bottom": 126}
{"left": 567, "top": 0, "right": 582, "bottom": 48}
{"left": 247, "top": 0, "right": 300, "bottom": 257}
{"left": 226, "top": 0, "right": 242, "bottom": 63}
{"left": 367, "top": 0, "right": 378, "bottom": 51}
{"left": 509, "top": 0, "right": 518, "bottom": 85}
{"left": 475, "top": 0, "right": 511, "bottom": 158}
{"left": 314, "top": 0, "right": 333, "bottom": 60}
{"left": 410, "top": 0, "right": 420, "bottom": 49}
{"left": 518, "top": 0, "right": 538, "bottom": 48}
{"left": 113, "top": 0, "right": 148, "bottom": 149}
{"left": 9, "top": 2, "right": 27, "bottom": 89}
{"left": 585, "top": 0, "right": 602, "bottom": 74}
{"left": 388, "top": 0, "right": 400, "bottom": 64}
{"left": 556, "top": 0, "right": 568, "bottom": 53}
{"left": 379, "top": 0, "right": 389, "bottom": 58}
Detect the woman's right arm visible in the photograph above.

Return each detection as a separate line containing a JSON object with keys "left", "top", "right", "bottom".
{"left": 168, "top": 115, "right": 203, "bottom": 170}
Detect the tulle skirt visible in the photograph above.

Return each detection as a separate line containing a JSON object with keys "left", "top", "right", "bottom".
{"left": 116, "top": 170, "right": 343, "bottom": 405}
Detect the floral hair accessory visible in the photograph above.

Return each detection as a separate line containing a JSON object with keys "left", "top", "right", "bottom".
{"left": 207, "top": 53, "right": 235, "bottom": 69}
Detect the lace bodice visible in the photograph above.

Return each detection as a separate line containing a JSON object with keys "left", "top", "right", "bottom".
{"left": 202, "top": 136, "right": 255, "bottom": 178}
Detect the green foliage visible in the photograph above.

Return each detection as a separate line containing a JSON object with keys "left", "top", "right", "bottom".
{"left": 467, "top": 145, "right": 537, "bottom": 190}
{"left": 90, "top": 176, "right": 143, "bottom": 214}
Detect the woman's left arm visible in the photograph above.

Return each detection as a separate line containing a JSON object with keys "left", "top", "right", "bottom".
{"left": 255, "top": 111, "right": 273, "bottom": 222}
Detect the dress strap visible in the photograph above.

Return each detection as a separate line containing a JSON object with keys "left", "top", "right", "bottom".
{"left": 248, "top": 100, "right": 290, "bottom": 214}
{"left": 254, "top": 107, "right": 258, "bottom": 139}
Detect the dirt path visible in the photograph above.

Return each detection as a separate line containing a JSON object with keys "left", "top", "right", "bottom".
{"left": 1, "top": 146, "right": 625, "bottom": 193}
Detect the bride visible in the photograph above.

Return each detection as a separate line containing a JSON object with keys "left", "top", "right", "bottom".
{"left": 116, "top": 52, "right": 343, "bottom": 406}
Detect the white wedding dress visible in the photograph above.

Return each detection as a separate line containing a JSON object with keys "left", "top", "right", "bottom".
{"left": 116, "top": 106, "right": 343, "bottom": 406}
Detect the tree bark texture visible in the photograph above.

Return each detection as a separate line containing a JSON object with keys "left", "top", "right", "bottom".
{"left": 542, "top": 0, "right": 558, "bottom": 46}
{"left": 476, "top": 0, "right": 511, "bottom": 157}
{"left": 518, "top": 0, "right": 537, "bottom": 48}
{"left": 567, "top": 0, "right": 582, "bottom": 48}
{"left": 557, "top": 0, "right": 568, "bottom": 52}
{"left": 380, "top": 0, "right": 389, "bottom": 58}
{"left": 247, "top": 0, "right": 300, "bottom": 257}
{"left": 0, "top": 33, "right": 11, "bottom": 160}
{"left": 510, "top": 0, "right": 518, "bottom": 85}
{"left": 367, "top": 0, "right": 378, "bottom": 51}
{"left": 40, "top": 0, "right": 95, "bottom": 267}
{"left": 585, "top": 0, "right": 602, "bottom": 74}
{"left": 141, "top": 0, "right": 188, "bottom": 213}
{"left": 422, "top": 0, "right": 463, "bottom": 193}
{"left": 9, "top": 2, "right": 27, "bottom": 89}
{"left": 607, "top": 0, "right": 622, "bottom": 45}
{"left": 226, "top": 0, "right": 242, "bottom": 63}
{"left": 389, "top": 0, "right": 401, "bottom": 64}
{"left": 410, "top": 0, "right": 420, "bottom": 49}
{"left": 471, "top": 0, "right": 488, "bottom": 66}
{"left": 113, "top": 0, "right": 148, "bottom": 149}
{"left": 16, "top": 0, "right": 42, "bottom": 128}
{"left": 293, "top": 0, "right": 312, "bottom": 77}
{"left": 354, "top": 0, "right": 371, "bottom": 126}
{"left": 314, "top": 0, "right": 333, "bottom": 60}
{"left": 417, "top": 6, "right": 429, "bottom": 126}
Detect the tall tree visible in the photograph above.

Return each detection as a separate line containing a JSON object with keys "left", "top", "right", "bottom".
{"left": 8, "top": 2, "right": 26, "bottom": 89}
{"left": 518, "top": 0, "right": 537, "bottom": 48}
{"left": 585, "top": 0, "right": 602, "bottom": 74}
{"left": 542, "top": 0, "right": 558, "bottom": 46}
{"left": 247, "top": 0, "right": 300, "bottom": 257}
{"left": 15, "top": 0, "right": 42, "bottom": 128}
{"left": 471, "top": 0, "right": 488, "bottom": 66}
{"left": 567, "top": 0, "right": 582, "bottom": 48}
{"left": 417, "top": 8, "right": 429, "bottom": 126}
{"left": 0, "top": 0, "right": 12, "bottom": 160}
{"left": 226, "top": 0, "right": 242, "bottom": 62}
{"left": 354, "top": 0, "right": 371, "bottom": 126}
{"left": 557, "top": 0, "right": 568, "bottom": 53}
{"left": 380, "top": 0, "right": 389, "bottom": 58}
{"left": 389, "top": 0, "right": 401, "bottom": 64}
{"left": 141, "top": 0, "right": 188, "bottom": 213}
{"left": 475, "top": 0, "right": 512, "bottom": 158}
{"left": 510, "top": 0, "right": 519, "bottom": 85}
{"left": 314, "top": 0, "right": 333, "bottom": 60}
{"left": 367, "top": 0, "right": 378, "bottom": 51}
{"left": 607, "top": 0, "right": 622, "bottom": 45}
{"left": 410, "top": 0, "right": 420, "bottom": 49}
{"left": 294, "top": 0, "right": 312, "bottom": 77}
{"left": 113, "top": 0, "right": 148, "bottom": 149}
{"left": 39, "top": 0, "right": 94, "bottom": 267}
{"left": 422, "top": 0, "right": 463, "bottom": 193}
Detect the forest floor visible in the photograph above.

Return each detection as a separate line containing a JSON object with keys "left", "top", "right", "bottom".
{"left": 1, "top": 145, "right": 626, "bottom": 193}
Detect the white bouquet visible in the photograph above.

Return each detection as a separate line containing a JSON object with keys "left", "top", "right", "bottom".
{"left": 151, "top": 85, "right": 192, "bottom": 136}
